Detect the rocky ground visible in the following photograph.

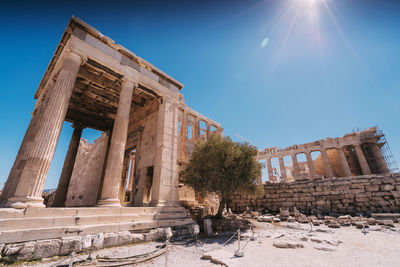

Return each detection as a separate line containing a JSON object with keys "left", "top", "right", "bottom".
{"left": 15, "top": 216, "right": 400, "bottom": 267}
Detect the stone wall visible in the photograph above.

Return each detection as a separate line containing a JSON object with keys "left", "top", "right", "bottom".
{"left": 65, "top": 133, "right": 108, "bottom": 207}
{"left": 128, "top": 99, "right": 160, "bottom": 206}
{"left": 228, "top": 174, "right": 400, "bottom": 215}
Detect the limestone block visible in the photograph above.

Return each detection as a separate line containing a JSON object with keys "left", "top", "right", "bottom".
{"left": 104, "top": 232, "right": 119, "bottom": 247}
{"left": 33, "top": 239, "right": 61, "bottom": 259}
{"left": 93, "top": 233, "right": 104, "bottom": 248}
{"left": 117, "top": 231, "right": 133, "bottom": 245}
{"left": 60, "top": 236, "right": 83, "bottom": 255}
{"left": 145, "top": 228, "right": 165, "bottom": 241}
{"left": 131, "top": 233, "right": 145, "bottom": 243}
{"left": 380, "top": 184, "right": 395, "bottom": 191}
{"left": 3, "top": 241, "right": 36, "bottom": 261}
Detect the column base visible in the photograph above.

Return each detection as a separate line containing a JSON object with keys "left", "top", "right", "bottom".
{"left": 6, "top": 196, "right": 45, "bottom": 209}
{"left": 97, "top": 198, "right": 121, "bottom": 207}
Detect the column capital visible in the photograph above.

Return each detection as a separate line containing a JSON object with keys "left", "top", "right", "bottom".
{"left": 65, "top": 47, "right": 87, "bottom": 65}
{"left": 121, "top": 77, "right": 139, "bottom": 88}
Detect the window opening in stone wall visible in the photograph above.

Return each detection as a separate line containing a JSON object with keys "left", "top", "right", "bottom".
{"left": 296, "top": 153, "right": 308, "bottom": 179}
{"left": 188, "top": 125, "right": 193, "bottom": 140}
{"left": 311, "top": 151, "right": 323, "bottom": 178}
{"left": 283, "top": 156, "right": 293, "bottom": 181}
{"left": 271, "top": 157, "right": 281, "bottom": 182}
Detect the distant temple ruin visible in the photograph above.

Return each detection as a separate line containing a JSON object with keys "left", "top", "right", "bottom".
{"left": 257, "top": 127, "right": 398, "bottom": 183}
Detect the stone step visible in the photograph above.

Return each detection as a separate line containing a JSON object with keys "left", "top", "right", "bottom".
{"left": 0, "top": 212, "right": 188, "bottom": 231}
{"left": 154, "top": 212, "right": 187, "bottom": 220}
{"left": 0, "top": 218, "right": 194, "bottom": 243}
{"left": 0, "top": 206, "right": 186, "bottom": 219}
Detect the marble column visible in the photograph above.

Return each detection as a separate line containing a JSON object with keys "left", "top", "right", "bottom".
{"left": 97, "top": 79, "right": 135, "bottom": 207}
{"left": 371, "top": 143, "right": 389, "bottom": 173}
{"left": 266, "top": 158, "right": 274, "bottom": 182}
{"left": 194, "top": 117, "right": 200, "bottom": 140}
{"left": 52, "top": 124, "right": 83, "bottom": 207}
{"left": 354, "top": 144, "right": 372, "bottom": 175}
{"left": 291, "top": 154, "right": 301, "bottom": 180}
{"left": 180, "top": 109, "right": 187, "bottom": 161}
{"left": 338, "top": 147, "right": 352, "bottom": 177}
{"left": 5, "top": 52, "right": 83, "bottom": 209}
{"left": 320, "top": 149, "right": 334, "bottom": 178}
{"left": 206, "top": 123, "right": 211, "bottom": 139}
{"left": 278, "top": 157, "right": 287, "bottom": 181}
{"left": 151, "top": 97, "right": 180, "bottom": 206}
{"left": 306, "top": 152, "right": 316, "bottom": 180}
{"left": 0, "top": 80, "right": 54, "bottom": 206}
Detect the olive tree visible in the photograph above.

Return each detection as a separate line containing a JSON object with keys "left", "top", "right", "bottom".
{"left": 180, "top": 134, "right": 262, "bottom": 218}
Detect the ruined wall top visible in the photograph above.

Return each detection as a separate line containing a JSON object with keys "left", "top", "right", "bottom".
{"left": 258, "top": 127, "right": 379, "bottom": 159}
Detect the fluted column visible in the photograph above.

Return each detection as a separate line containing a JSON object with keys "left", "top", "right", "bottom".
{"left": 52, "top": 124, "right": 83, "bottom": 207}
{"left": 266, "top": 158, "right": 275, "bottom": 182}
{"left": 338, "top": 147, "right": 352, "bottom": 177}
{"left": 278, "top": 157, "right": 287, "bottom": 181}
{"left": 321, "top": 149, "right": 334, "bottom": 178}
{"left": 291, "top": 154, "right": 301, "bottom": 180}
{"left": 0, "top": 80, "right": 54, "bottom": 206}
{"left": 354, "top": 144, "right": 371, "bottom": 175}
{"left": 371, "top": 143, "right": 389, "bottom": 173}
{"left": 306, "top": 152, "right": 316, "bottom": 180}
{"left": 97, "top": 78, "right": 135, "bottom": 207}
{"left": 5, "top": 52, "right": 83, "bottom": 209}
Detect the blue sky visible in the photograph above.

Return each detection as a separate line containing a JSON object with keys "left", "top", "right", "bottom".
{"left": 0, "top": 0, "right": 399, "bottom": 188}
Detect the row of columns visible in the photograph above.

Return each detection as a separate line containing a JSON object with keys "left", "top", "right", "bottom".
{"left": 264, "top": 144, "right": 373, "bottom": 182}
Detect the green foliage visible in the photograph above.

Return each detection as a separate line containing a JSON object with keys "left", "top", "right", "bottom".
{"left": 180, "top": 134, "right": 262, "bottom": 210}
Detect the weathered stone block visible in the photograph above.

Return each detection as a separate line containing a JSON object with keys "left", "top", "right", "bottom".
{"left": 33, "top": 239, "right": 61, "bottom": 259}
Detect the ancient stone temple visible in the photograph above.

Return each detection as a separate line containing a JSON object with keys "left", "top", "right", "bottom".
{"left": 257, "top": 127, "right": 397, "bottom": 182}
{"left": 0, "top": 17, "right": 221, "bottom": 256}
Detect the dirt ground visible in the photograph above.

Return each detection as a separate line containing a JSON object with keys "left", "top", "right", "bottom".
{"left": 17, "top": 220, "right": 400, "bottom": 267}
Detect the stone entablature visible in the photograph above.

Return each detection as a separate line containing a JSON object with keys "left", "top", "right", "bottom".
{"left": 257, "top": 127, "right": 390, "bottom": 182}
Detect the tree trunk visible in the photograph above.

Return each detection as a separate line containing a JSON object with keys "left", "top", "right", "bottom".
{"left": 215, "top": 198, "right": 226, "bottom": 218}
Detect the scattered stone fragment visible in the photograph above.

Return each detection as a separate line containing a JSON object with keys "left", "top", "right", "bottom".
{"left": 287, "top": 216, "right": 295, "bottom": 222}
{"left": 355, "top": 222, "right": 369, "bottom": 229}
{"left": 366, "top": 218, "right": 376, "bottom": 225}
{"left": 311, "top": 238, "right": 323, "bottom": 243}
{"left": 257, "top": 216, "right": 273, "bottom": 222}
{"left": 382, "top": 220, "right": 395, "bottom": 227}
{"left": 273, "top": 217, "right": 281, "bottom": 222}
{"left": 328, "top": 223, "right": 341, "bottom": 228}
{"left": 314, "top": 245, "right": 335, "bottom": 252}
{"left": 273, "top": 240, "right": 304, "bottom": 249}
